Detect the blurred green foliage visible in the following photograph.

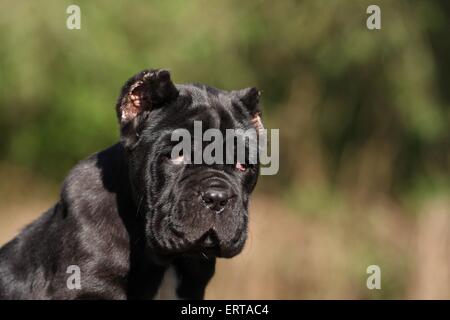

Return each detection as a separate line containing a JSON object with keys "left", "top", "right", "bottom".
{"left": 0, "top": 0, "right": 448, "bottom": 202}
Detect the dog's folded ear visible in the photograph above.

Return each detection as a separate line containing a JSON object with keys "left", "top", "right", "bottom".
{"left": 234, "top": 87, "right": 264, "bottom": 132}
{"left": 116, "top": 69, "right": 179, "bottom": 148}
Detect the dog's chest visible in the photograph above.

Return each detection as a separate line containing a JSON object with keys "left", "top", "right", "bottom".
{"left": 154, "top": 266, "right": 180, "bottom": 300}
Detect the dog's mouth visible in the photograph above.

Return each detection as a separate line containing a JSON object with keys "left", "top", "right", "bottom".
{"left": 193, "top": 230, "right": 222, "bottom": 257}
{"left": 148, "top": 216, "right": 247, "bottom": 259}
{"left": 175, "top": 228, "right": 245, "bottom": 258}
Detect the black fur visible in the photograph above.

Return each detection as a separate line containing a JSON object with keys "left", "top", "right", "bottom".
{"left": 0, "top": 69, "right": 261, "bottom": 300}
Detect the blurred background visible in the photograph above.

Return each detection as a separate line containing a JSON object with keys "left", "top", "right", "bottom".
{"left": 0, "top": 0, "right": 449, "bottom": 299}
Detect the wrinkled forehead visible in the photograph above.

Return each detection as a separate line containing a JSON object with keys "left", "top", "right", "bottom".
{"left": 141, "top": 84, "right": 253, "bottom": 146}
{"left": 172, "top": 84, "right": 247, "bottom": 133}
{"left": 176, "top": 84, "right": 234, "bottom": 109}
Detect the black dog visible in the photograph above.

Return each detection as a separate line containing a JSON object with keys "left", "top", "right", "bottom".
{"left": 0, "top": 69, "right": 262, "bottom": 299}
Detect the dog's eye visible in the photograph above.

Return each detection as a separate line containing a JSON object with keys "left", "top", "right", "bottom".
{"left": 235, "top": 161, "right": 247, "bottom": 172}
{"left": 164, "top": 149, "right": 186, "bottom": 165}
{"left": 170, "top": 154, "right": 185, "bottom": 165}
{"left": 161, "top": 150, "right": 182, "bottom": 164}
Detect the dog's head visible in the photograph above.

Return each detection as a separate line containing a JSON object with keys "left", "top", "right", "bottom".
{"left": 116, "top": 69, "right": 262, "bottom": 258}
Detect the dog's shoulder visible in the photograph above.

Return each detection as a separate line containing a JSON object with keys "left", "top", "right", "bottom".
{"left": 61, "top": 143, "right": 126, "bottom": 216}
{"left": 0, "top": 144, "right": 131, "bottom": 299}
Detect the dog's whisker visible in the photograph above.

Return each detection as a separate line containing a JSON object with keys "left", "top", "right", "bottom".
{"left": 136, "top": 196, "right": 144, "bottom": 216}
{"left": 201, "top": 251, "right": 210, "bottom": 260}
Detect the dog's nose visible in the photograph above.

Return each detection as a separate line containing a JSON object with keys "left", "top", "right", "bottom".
{"left": 202, "top": 189, "right": 230, "bottom": 213}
